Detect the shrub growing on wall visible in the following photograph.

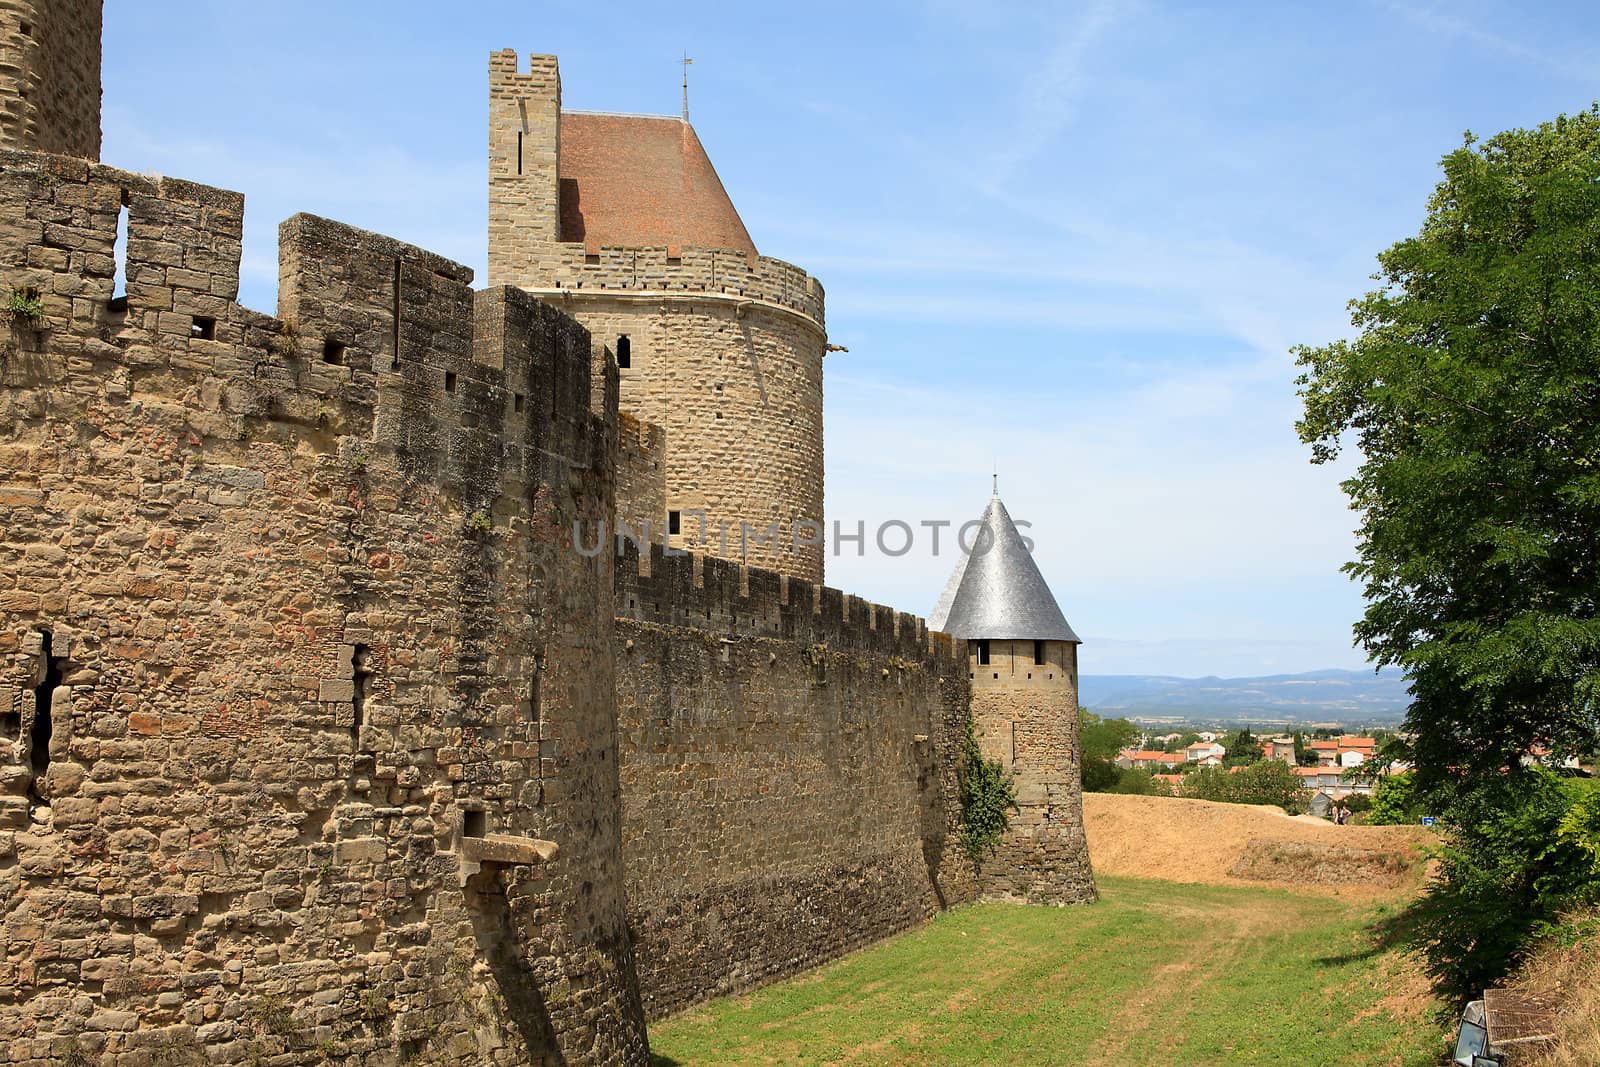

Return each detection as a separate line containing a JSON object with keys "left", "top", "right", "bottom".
{"left": 958, "top": 719, "right": 1016, "bottom": 869}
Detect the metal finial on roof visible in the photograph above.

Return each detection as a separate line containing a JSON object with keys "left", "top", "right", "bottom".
{"left": 928, "top": 491, "right": 1080, "bottom": 642}
{"left": 681, "top": 53, "right": 693, "bottom": 121}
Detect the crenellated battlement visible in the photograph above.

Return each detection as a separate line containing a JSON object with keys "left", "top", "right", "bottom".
{"left": 615, "top": 540, "right": 960, "bottom": 664}
{"left": 0, "top": 146, "right": 651, "bottom": 1063}
{"left": 0, "top": 150, "right": 610, "bottom": 491}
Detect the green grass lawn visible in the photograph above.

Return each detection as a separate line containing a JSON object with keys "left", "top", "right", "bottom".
{"left": 648, "top": 875, "right": 1450, "bottom": 1066}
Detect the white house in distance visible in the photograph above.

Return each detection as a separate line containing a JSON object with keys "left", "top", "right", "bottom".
{"left": 1185, "top": 740, "right": 1225, "bottom": 765}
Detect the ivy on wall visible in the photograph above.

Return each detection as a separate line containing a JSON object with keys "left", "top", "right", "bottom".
{"left": 958, "top": 718, "right": 1015, "bottom": 868}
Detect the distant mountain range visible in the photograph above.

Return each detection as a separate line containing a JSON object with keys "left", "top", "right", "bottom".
{"left": 1079, "top": 668, "right": 1411, "bottom": 726}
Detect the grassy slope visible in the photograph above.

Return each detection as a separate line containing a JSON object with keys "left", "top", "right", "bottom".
{"left": 648, "top": 875, "right": 1447, "bottom": 1067}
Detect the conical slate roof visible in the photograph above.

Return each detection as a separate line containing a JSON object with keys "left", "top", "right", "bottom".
{"left": 928, "top": 493, "right": 1080, "bottom": 642}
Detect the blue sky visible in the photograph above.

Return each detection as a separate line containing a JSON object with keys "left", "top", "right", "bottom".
{"left": 102, "top": 2, "right": 1600, "bottom": 677}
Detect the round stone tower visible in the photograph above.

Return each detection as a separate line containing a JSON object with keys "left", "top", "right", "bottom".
{"left": 930, "top": 489, "right": 1097, "bottom": 905}
{"left": 486, "top": 50, "right": 827, "bottom": 583}
{"left": 0, "top": 0, "right": 102, "bottom": 158}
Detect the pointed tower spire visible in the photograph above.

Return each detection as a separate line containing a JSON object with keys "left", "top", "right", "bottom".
{"left": 928, "top": 491, "right": 1078, "bottom": 642}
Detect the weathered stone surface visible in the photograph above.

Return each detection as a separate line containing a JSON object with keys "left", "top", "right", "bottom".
{"left": 0, "top": 152, "right": 648, "bottom": 1064}
{"left": 970, "top": 640, "right": 1098, "bottom": 906}
{"left": 0, "top": 1, "right": 102, "bottom": 160}
{"left": 614, "top": 547, "right": 979, "bottom": 1018}
{"left": 488, "top": 51, "right": 827, "bottom": 583}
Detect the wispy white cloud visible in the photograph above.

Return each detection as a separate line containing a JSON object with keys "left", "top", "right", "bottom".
{"left": 1376, "top": 0, "right": 1600, "bottom": 85}
{"left": 984, "top": 1, "right": 1126, "bottom": 187}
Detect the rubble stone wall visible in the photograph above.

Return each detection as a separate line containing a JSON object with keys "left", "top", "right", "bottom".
{"left": 612, "top": 545, "right": 977, "bottom": 1019}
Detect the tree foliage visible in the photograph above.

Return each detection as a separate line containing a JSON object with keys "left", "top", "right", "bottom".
{"left": 1221, "top": 727, "right": 1263, "bottom": 766}
{"left": 1366, "top": 771, "right": 1420, "bottom": 826}
{"left": 1078, "top": 709, "right": 1140, "bottom": 792}
{"left": 1408, "top": 770, "right": 1600, "bottom": 997}
{"left": 1295, "top": 107, "right": 1600, "bottom": 787}
{"left": 1181, "top": 760, "right": 1310, "bottom": 814}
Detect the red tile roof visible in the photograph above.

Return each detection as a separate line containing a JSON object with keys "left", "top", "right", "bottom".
{"left": 558, "top": 112, "right": 757, "bottom": 257}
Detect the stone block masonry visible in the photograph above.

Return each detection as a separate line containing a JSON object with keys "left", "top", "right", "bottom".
{"left": 0, "top": 1, "right": 102, "bottom": 160}
{"left": 970, "top": 640, "right": 1097, "bottom": 906}
{"left": 487, "top": 50, "right": 829, "bottom": 584}
{"left": 613, "top": 544, "right": 978, "bottom": 1018}
{"left": 0, "top": 150, "right": 648, "bottom": 1065}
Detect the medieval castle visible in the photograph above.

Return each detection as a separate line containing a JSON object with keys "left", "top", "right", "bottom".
{"left": 0, "top": 5, "right": 1094, "bottom": 1064}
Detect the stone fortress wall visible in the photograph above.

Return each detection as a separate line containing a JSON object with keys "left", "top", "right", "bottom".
{"left": 0, "top": 151, "right": 649, "bottom": 1065}
{"left": 0, "top": 0, "right": 101, "bottom": 160}
{"left": 486, "top": 51, "right": 827, "bottom": 584}
{"left": 612, "top": 544, "right": 977, "bottom": 1018}
{"left": 0, "top": 10, "right": 1094, "bottom": 1062}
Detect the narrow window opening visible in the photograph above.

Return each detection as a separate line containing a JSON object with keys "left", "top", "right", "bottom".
{"left": 463, "top": 809, "right": 486, "bottom": 839}
{"left": 30, "top": 632, "right": 63, "bottom": 782}
{"left": 529, "top": 668, "right": 541, "bottom": 726}
{"left": 190, "top": 316, "right": 216, "bottom": 341}
{"left": 1034, "top": 640, "right": 1046, "bottom": 665}
{"left": 975, "top": 639, "right": 990, "bottom": 666}
{"left": 516, "top": 131, "right": 523, "bottom": 175}
{"left": 444, "top": 371, "right": 457, "bottom": 393}
{"left": 513, "top": 392, "right": 525, "bottom": 413}
{"left": 19, "top": 22, "right": 31, "bottom": 36}
{"left": 350, "top": 645, "right": 371, "bottom": 743}
{"left": 668, "top": 510, "right": 681, "bottom": 535}
{"left": 391, "top": 258, "right": 402, "bottom": 369}
{"left": 111, "top": 192, "right": 129, "bottom": 306}
{"left": 616, "top": 335, "right": 631, "bottom": 369}
{"left": 322, "top": 339, "right": 346, "bottom": 365}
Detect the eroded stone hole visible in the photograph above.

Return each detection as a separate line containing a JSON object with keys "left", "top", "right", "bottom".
{"left": 322, "top": 339, "right": 346, "bottom": 365}
{"left": 30, "top": 631, "right": 63, "bottom": 783}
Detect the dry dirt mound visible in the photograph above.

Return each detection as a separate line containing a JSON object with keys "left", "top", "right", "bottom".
{"left": 1083, "top": 792, "right": 1434, "bottom": 898}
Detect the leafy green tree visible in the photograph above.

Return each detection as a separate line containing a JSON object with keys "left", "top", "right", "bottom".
{"left": 1292, "top": 730, "right": 1319, "bottom": 766}
{"left": 1181, "top": 760, "right": 1310, "bottom": 814}
{"left": 1295, "top": 107, "right": 1600, "bottom": 788}
{"left": 1078, "top": 709, "right": 1140, "bottom": 793}
{"left": 1409, "top": 771, "right": 1600, "bottom": 996}
{"left": 1366, "top": 772, "right": 1418, "bottom": 825}
{"left": 1221, "top": 727, "right": 1262, "bottom": 766}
